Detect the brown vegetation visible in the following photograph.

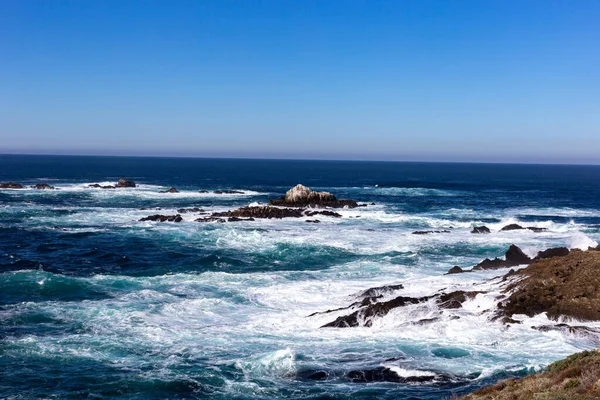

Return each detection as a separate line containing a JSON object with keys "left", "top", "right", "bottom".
{"left": 459, "top": 350, "right": 600, "bottom": 400}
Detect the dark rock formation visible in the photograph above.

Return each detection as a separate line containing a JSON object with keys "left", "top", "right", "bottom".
{"left": 227, "top": 217, "right": 255, "bottom": 222}
{"left": 320, "top": 288, "right": 484, "bottom": 328}
{"left": 198, "top": 190, "right": 209, "bottom": 193}
{"left": 305, "top": 219, "right": 320, "bottom": 223}
{"left": 533, "top": 247, "right": 570, "bottom": 261}
{"left": 306, "top": 210, "right": 342, "bottom": 218}
{"left": 139, "top": 214, "right": 182, "bottom": 222}
{"left": 0, "top": 182, "right": 24, "bottom": 189}
{"left": 446, "top": 266, "right": 466, "bottom": 274}
{"left": 177, "top": 207, "right": 205, "bottom": 214}
{"left": 212, "top": 206, "right": 304, "bottom": 219}
{"left": 31, "top": 183, "right": 55, "bottom": 190}
{"left": 322, "top": 296, "right": 429, "bottom": 328}
{"left": 214, "top": 190, "right": 244, "bottom": 194}
{"left": 497, "top": 249, "right": 600, "bottom": 321}
{"left": 472, "top": 245, "right": 531, "bottom": 271}
{"left": 160, "top": 187, "right": 179, "bottom": 193}
{"left": 501, "top": 224, "right": 524, "bottom": 231}
{"left": 296, "top": 370, "right": 329, "bottom": 381}
{"left": 269, "top": 184, "right": 358, "bottom": 208}
{"left": 527, "top": 227, "right": 548, "bottom": 232}
{"left": 471, "top": 226, "right": 491, "bottom": 234}
{"left": 88, "top": 184, "right": 115, "bottom": 189}
{"left": 116, "top": 179, "right": 136, "bottom": 188}
{"left": 412, "top": 230, "right": 451, "bottom": 235}
{"left": 195, "top": 217, "right": 226, "bottom": 223}
{"left": 438, "top": 291, "right": 483, "bottom": 309}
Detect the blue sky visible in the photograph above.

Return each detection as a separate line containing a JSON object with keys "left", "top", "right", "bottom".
{"left": 1, "top": 1, "right": 599, "bottom": 163}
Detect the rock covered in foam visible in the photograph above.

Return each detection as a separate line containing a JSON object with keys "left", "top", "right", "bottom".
{"left": 139, "top": 214, "right": 182, "bottom": 222}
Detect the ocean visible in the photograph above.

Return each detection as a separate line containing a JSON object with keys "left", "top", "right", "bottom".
{"left": 1, "top": 154, "right": 599, "bottom": 399}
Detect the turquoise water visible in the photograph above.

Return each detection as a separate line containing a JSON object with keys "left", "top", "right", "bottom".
{"left": 1, "top": 155, "right": 600, "bottom": 399}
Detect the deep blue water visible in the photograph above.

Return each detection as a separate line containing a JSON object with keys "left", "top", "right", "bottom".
{"left": 1, "top": 155, "right": 600, "bottom": 399}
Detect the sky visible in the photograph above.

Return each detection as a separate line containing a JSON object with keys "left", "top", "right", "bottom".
{"left": 1, "top": 1, "right": 599, "bottom": 163}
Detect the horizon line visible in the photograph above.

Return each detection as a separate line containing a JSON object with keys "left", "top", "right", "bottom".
{"left": 1, "top": 152, "right": 600, "bottom": 167}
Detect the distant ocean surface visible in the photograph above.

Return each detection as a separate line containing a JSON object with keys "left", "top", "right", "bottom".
{"left": 1, "top": 155, "right": 600, "bottom": 399}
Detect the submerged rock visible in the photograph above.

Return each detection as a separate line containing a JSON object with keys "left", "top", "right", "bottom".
{"left": 214, "top": 190, "right": 244, "bottom": 194}
{"left": 116, "top": 179, "right": 136, "bottom": 188}
{"left": 527, "top": 227, "right": 548, "bottom": 232}
{"left": 177, "top": 207, "right": 205, "bottom": 214}
{"left": 471, "top": 226, "right": 491, "bottom": 234}
{"left": 160, "top": 187, "right": 179, "bottom": 193}
{"left": 31, "top": 183, "right": 55, "bottom": 190}
{"left": 88, "top": 183, "right": 115, "bottom": 189}
{"left": 412, "top": 230, "right": 451, "bottom": 235}
{"left": 0, "top": 182, "right": 24, "bottom": 189}
{"left": 139, "top": 214, "right": 182, "bottom": 222}
{"left": 305, "top": 219, "right": 320, "bottom": 223}
{"left": 269, "top": 184, "right": 358, "bottom": 208}
{"left": 195, "top": 217, "right": 226, "bottom": 223}
{"left": 305, "top": 210, "right": 342, "bottom": 218}
{"left": 347, "top": 367, "right": 438, "bottom": 383}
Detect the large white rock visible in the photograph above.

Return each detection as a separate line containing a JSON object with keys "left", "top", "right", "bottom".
{"left": 284, "top": 184, "right": 336, "bottom": 203}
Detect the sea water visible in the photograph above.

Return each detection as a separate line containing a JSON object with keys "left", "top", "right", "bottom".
{"left": 1, "top": 155, "right": 600, "bottom": 399}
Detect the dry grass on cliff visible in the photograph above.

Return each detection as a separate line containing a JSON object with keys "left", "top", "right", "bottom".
{"left": 459, "top": 350, "right": 600, "bottom": 400}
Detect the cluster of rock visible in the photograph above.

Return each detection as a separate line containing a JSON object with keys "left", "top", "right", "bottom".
{"left": 315, "top": 245, "right": 600, "bottom": 332}
{"left": 0, "top": 182, "right": 56, "bottom": 189}
{"left": 269, "top": 184, "right": 359, "bottom": 208}
{"left": 139, "top": 214, "right": 182, "bottom": 222}
{"left": 446, "top": 245, "right": 570, "bottom": 274}
{"left": 88, "top": 179, "right": 136, "bottom": 189}
{"left": 135, "top": 185, "right": 363, "bottom": 224}
{"left": 471, "top": 224, "right": 548, "bottom": 234}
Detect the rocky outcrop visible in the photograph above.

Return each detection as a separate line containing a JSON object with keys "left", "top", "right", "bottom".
{"left": 88, "top": 179, "right": 136, "bottom": 189}
{"left": 460, "top": 350, "right": 600, "bottom": 400}
{"left": 269, "top": 184, "right": 358, "bottom": 208}
{"left": 116, "top": 179, "right": 136, "bottom": 188}
{"left": 160, "top": 187, "right": 179, "bottom": 193}
{"left": 31, "top": 183, "right": 55, "bottom": 190}
{"left": 227, "top": 217, "right": 255, "bottom": 222}
{"left": 139, "top": 214, "right": 182, "bottom": 222}
{"left": 497, "top": 249, "right": 600, "bottom": 321}
{"left": 346, "top": 367, "right": 450, "bottom": 384}
{"left": 0, "top": 182, "right": 24, "bottom": 189}
{"left": 446, "top": 266, "right": 466, "bottom": 274}
{"left": 500, "top": 224, "right": 546, "bottom": 232}
{"left": 213, "top": 206, "right": 304, "bottom": 219}
{"left": 412, "top": 230, "right": 451, "bottom": 235}
{"left": 471, "top": 226, "right": 491, "bottom": 234}
{"left": 321, "top": 290, "right": 482, "bottom": 328}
